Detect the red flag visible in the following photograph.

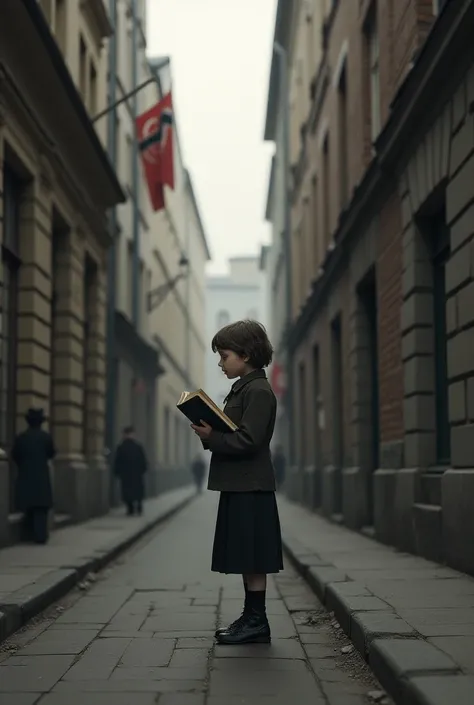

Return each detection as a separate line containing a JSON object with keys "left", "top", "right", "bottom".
{"left": 136, "top": 92, "right": 174, "bottom": 211}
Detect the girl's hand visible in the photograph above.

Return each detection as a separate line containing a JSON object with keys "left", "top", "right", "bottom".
{"left": 191, "top": 420, "right": 213, "bottom": 440}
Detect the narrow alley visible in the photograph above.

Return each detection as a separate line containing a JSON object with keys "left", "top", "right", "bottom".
{"left": 0, "top": 494, "right": 389, "bottom": 705}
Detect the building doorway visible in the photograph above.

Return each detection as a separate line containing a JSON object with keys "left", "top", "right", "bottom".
{"left": 356, "top": 267, "right": 379, "bottom": 527}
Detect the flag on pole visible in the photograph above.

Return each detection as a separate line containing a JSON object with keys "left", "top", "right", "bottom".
{"left": 136, "top": 92, "right": 175, "bottom": 211}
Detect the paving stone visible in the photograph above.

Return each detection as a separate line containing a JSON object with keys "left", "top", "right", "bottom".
{"left": 304, "top": 644, "right": 339, "bottom": 659}
{"left": 213, "top": 657, "right": 308, "bottom": 671}
{"left": 52, "top": 679, "right": 205, "bottom": 693}
{"left": 175, "top": 637, "right": 214, "bottom": 649}
{"left": 214, "top": 639, "right": 306, "bottom": 660}
{"left": 40, "top": 695, "right": 157, "bottom": 705}
{"left": 326, "top": 587, "right": 390, "bottom": 636}
{"left": 18, "top": 628, "right": 99, "bottom": 655}
{"left": 208, "top": 698, "right": 325, "bottom": 705}
{"left": 0, "top": 655, "right": 75, "bottom": 692}
{"left": 142, "top": 614, "right": 215, "bottom": 632}
{"left": 370, "top": 639, "right": 460, "bottom": 703}
{"left": 306, "top": 567, "right": 349, "bottom": 602}
{"left": 322, "top": 682, "right": 369, "bottom": 705}
{"left": 299, "top": 632, "right": 334, "bottom": 644}
{"left": 209, "top": 668, "right": 323, "bottom": 697}
{"left": 159, "top": 696, "right": 205, "bottom": 705}
{"left": 428, "top": 636, "right": 474, "bottom": 673}
{"left": 310, "top": 660, "right": 346, "bottom": 682}
{"left": 407, "top": 675, "right": 474, "bottom": 705}
{"left": 61, "top": 638, "right": 131, "bottom": 680}
{"left": 351, "top": 612, "right": 416, "bottom": 657}
{"left": 168, "top": 648, "right": 209, "bottom": 668}
{"left": 0, "top": 696, "right": 42, "bottom": 705}
{"left": 150, "top": 630, "right": 216, "bottom": 639}
{"left": 119, "top": 638, "right": 175, "bottom": 667}
{"left": 109, "top": 666, "right": 207, "bottom": 680}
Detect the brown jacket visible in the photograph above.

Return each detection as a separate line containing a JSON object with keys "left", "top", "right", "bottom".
{"left": 205, "top": 370, "right": 277, "bottom": 492}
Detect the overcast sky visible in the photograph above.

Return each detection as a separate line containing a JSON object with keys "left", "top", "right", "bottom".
{"left": 146, "top": 0, "right": 277, "bottom": 274}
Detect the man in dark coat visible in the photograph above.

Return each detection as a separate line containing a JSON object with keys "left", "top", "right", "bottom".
{"left": 12, "top": 408, "right": 56, "bottom": 544}
{"left": 191, "top": 455, "right": 206, "bottom": 494}
{"left": 113, "top": 426, "right": 148, "bottom": 516}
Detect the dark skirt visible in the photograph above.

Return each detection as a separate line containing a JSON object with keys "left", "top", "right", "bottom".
{"left": 211, "top": 491, "right": 284, "bottom": 575}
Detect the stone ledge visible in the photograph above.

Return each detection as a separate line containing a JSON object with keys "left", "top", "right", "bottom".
{"left": 0, "top": 487, "right": 195, "bottom": 645}
{"left": 407, "top": 675, "right": 474, "bottom": 705}
{"left": 283, "top": 536, "right": 467, "bottom": 705}
{"left": 370, "top": 639, "right": 460, "bottom": 704}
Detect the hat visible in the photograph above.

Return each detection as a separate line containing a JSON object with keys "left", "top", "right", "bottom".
{"left": 25, "top": 408, "right": 47, "bottom": 425}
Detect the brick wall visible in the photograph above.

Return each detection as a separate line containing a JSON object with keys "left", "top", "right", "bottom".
{"left": 377, "top": 191, "right": 404, "bottom": 445}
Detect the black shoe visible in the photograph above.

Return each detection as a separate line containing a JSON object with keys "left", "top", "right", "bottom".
{"left": 216, "top": 610, "right": 271, "bottom": 645}
{"left": 215, "top": 612, "right": 247, "bottom": 638}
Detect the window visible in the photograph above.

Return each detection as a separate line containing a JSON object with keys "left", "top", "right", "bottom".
{"left": 431, "top": 211, "right": 450, "bottom": 464}
{"left": 89, "top": 60, "right": 97, "bottom": 115}
{"left": 337, "top": 63, "right": 349, "bottom": 208}
{"left": 216, "top": 310, "right": 229, "bottom": 328}
{"left": 83, "top": 255, "right": 97, "bottom": 456}
{"left": 366, "top": 8, "right": 381, "bottom": 144}
{"left": 312, "top": 176, "right": 320, "bottom": 269}
{"left": 331, "top": 315, "right": 344, "bottom": 472}
{"left": 1, "top": 166, "right": 21, "bottom": 509}
{"left": 79, "top": 35, "right": 87, "bottom": 100}
{"left": 322, "top": 134, "right": 330, "bottom": 249}
{"left": 298, "top": 363, "right": 307, "bottom": 470}
{"left": 54, "top": 0, "right": 66, "bottom": 53}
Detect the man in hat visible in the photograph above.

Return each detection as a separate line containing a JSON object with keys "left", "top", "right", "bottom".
{"left": 191, "top": 454, "right": 206, "bottom": 494}
{"left": 12, "top": 408, "right": 56, "bottom": 544}
{"left": 113, "top": 426, "right": 148, "bottom": 515}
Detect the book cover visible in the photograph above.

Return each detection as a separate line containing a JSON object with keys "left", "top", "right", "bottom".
{"left": 177, "top": 390, "right": 237, "bottom": 433}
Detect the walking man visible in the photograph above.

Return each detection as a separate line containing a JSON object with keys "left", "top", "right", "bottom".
{"left": 12, "top": 408, "right": 56, "bottom": 544}
{"left": 114, "top": 426, "right": 148, "bottom": 515}
{"left": 191, "top": 454, "right": 206, "bottom": 494}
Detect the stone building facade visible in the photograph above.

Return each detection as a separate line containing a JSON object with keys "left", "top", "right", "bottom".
{"left": 0, "top": 0, "right": 124, "bottom": 544}
{"left": 109, "top": 1, "right": 210, "bottom": 496}
{"left": 265, "top": 0, "right": 474, "bottom": 574}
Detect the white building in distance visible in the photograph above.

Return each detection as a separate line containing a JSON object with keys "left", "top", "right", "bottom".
{"left": 205, "top": 256, "right": 268, "bottom": 409}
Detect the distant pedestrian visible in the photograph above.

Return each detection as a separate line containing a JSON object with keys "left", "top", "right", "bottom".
{"left": 12, "top": 408, "right": 56, "bottom": 545}
{"left": 191, "top": 455, "right": 206, "bottom": 493}
{"left": 192, "top": 320, "right": 283, "bottom": 646}
{"left": 114, "top": 426, "right": 148, "bottom": 516}
{"left": 273, "top": 445, "right": 286, "bottom": 490}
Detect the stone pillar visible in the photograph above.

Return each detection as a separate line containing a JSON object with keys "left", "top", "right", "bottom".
{"left": 51, "top": 229, "right": 89, "bottom": 521}
{"left": 16, "top": 177, "right": 53, "bottom": 421}
{"left": 83, "top": 259, "right": 109, "bottom": 517}
{"left": 442, "top": 75, "right": 474, "bottom": 573}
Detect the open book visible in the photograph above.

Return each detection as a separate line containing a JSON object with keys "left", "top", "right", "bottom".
{"left": 177, "top": 389, "right": 237, "bottom": 433}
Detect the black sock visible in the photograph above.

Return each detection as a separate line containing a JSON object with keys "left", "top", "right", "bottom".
{"left": 247, "top": 590, "right": 266, "bottom": 615}
{"left": 243, "top": 582, "right": 250, "bottom": 613}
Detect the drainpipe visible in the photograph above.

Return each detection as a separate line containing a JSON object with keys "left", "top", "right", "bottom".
{"left": 106, "top": 0, "right": 118, "bottom": 502}
{"left": 274, "top": 41, "right": 295, "bottom": 466}
{"left": 131, "top": 0, "right": 140, "bottom": 328}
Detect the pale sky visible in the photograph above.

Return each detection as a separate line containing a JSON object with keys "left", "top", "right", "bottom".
{"left": 146, "top": 0, "right": 277, "bottom": 274}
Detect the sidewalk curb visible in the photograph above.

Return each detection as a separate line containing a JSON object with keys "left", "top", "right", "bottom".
{"left": 0, "top": 489, "right": 195, "bottom": 644}
{"left": 283, "top": 536, "right": 464, "bottom": 705}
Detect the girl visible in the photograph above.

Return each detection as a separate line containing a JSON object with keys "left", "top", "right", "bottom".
{"left": 191, "top": 319, "right": 283, "bottom": 645}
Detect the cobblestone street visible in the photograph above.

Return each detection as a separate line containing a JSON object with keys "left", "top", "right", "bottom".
{"left": 0, "top": 494, "right": 388, "bottom": 705}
